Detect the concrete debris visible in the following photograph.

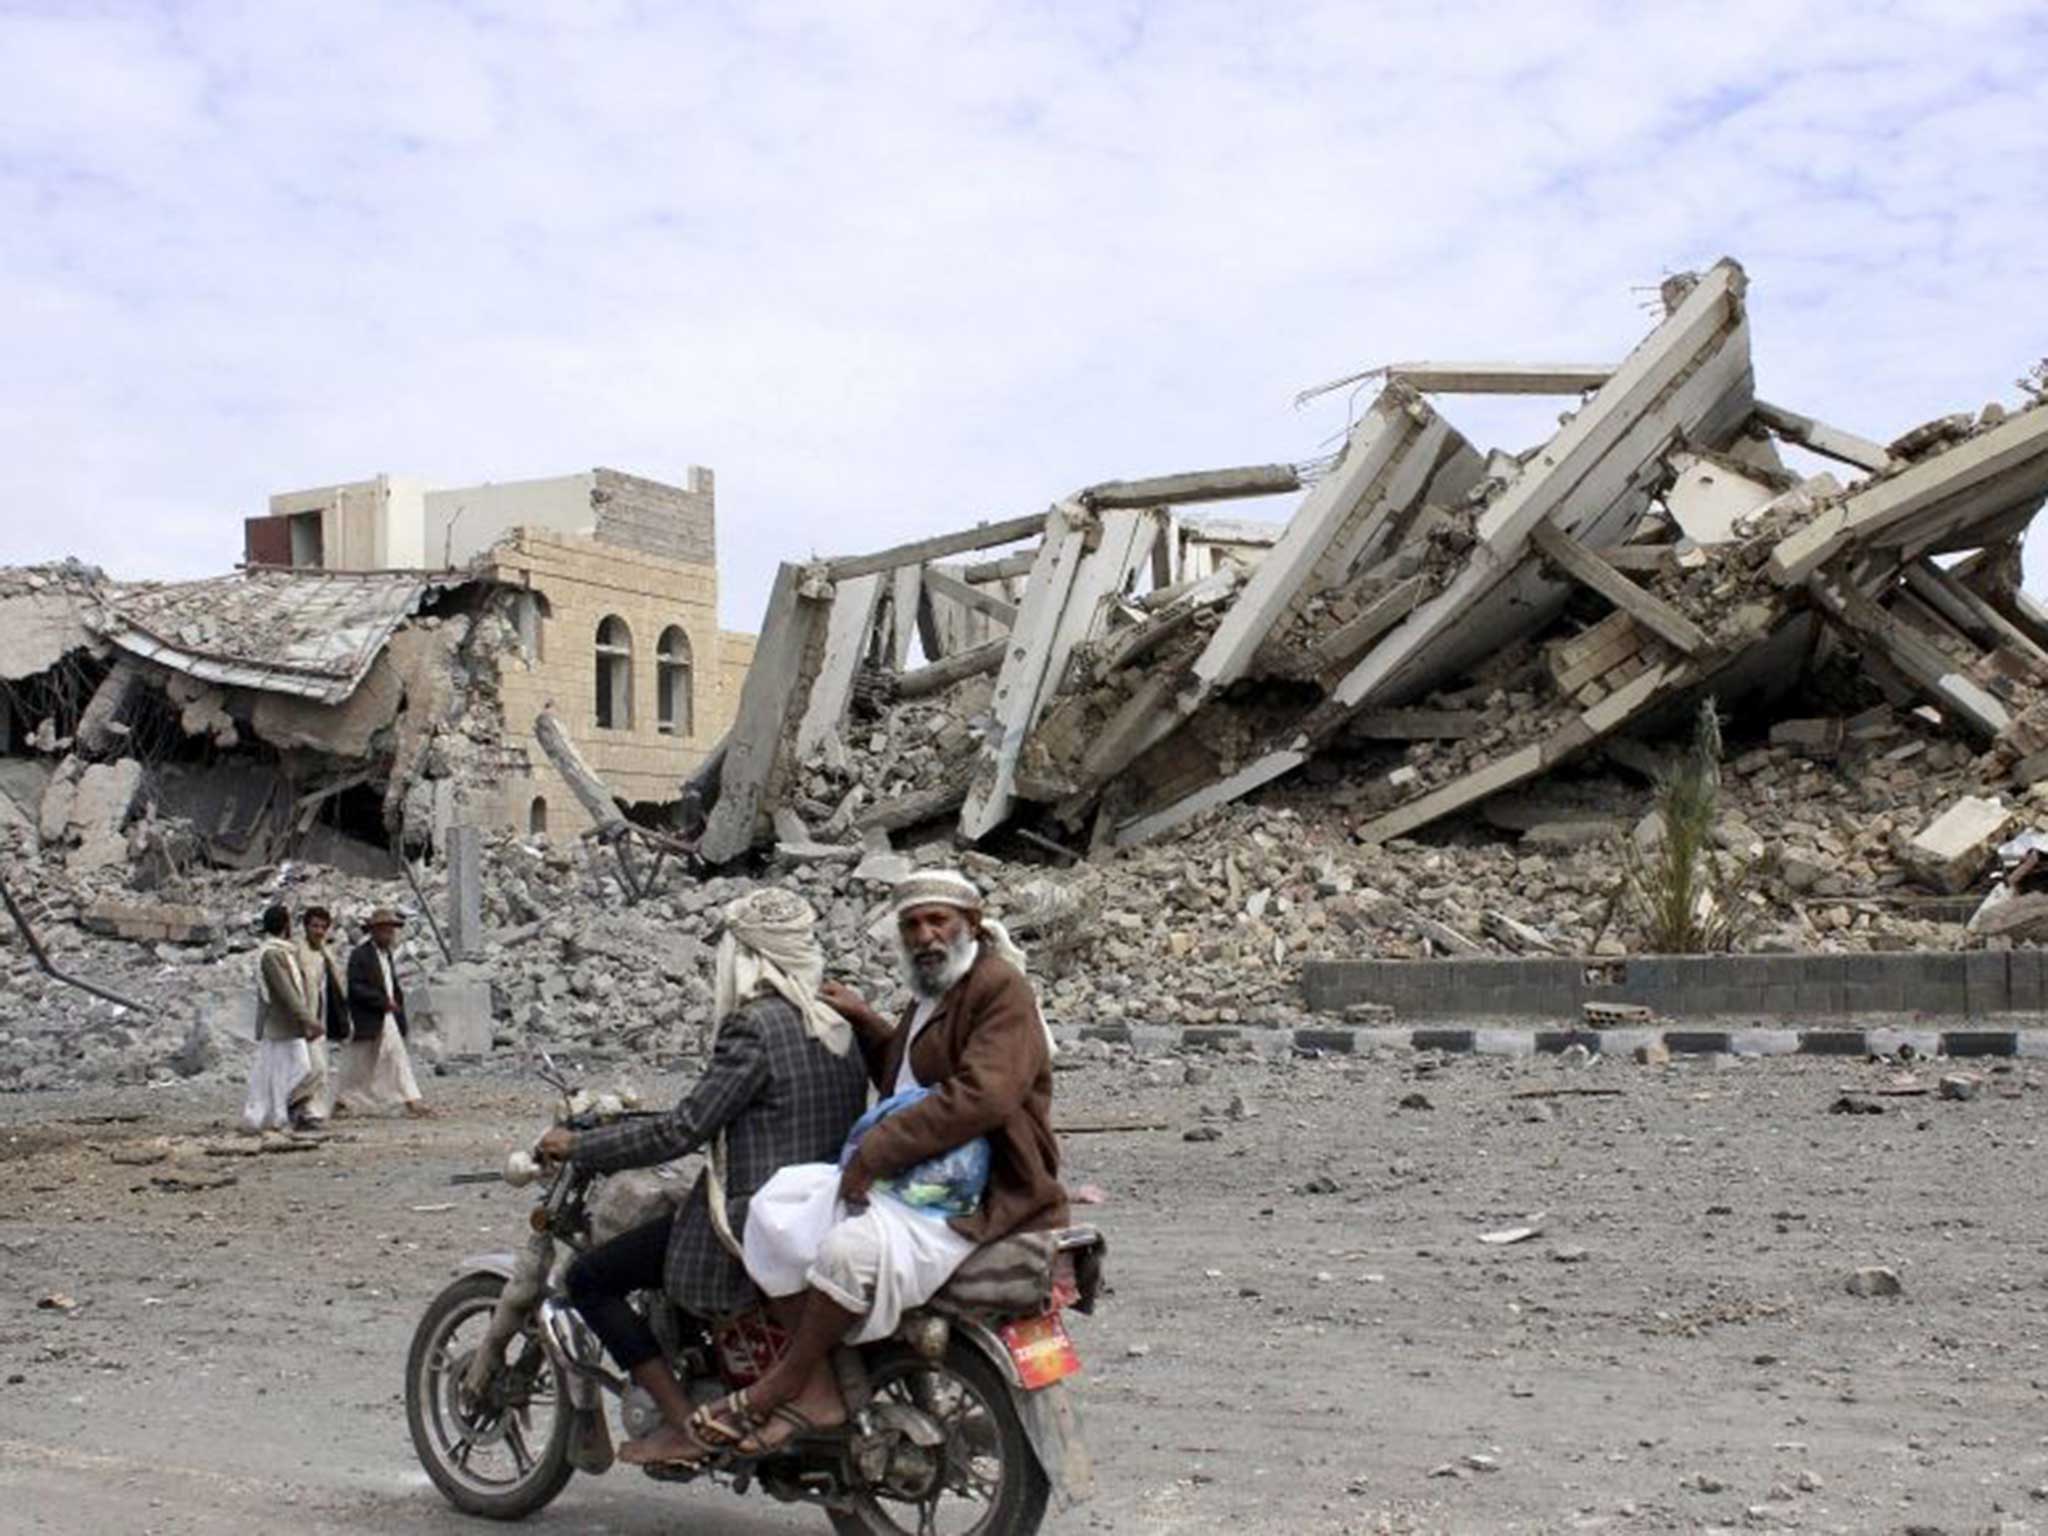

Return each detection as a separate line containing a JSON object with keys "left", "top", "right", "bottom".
{"left": 682, "top": 256, "right": 2048, "bottom": 937}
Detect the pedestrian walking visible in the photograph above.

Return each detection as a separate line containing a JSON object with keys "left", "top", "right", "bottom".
{"left": 336, "top": 907, "right": 431, "bottom": 1118}
{"left": 242, "top": 903, "right": 319, "bottom": 1133}
{"left": 288, "top": 904, "right": 348, "bottom": 1128}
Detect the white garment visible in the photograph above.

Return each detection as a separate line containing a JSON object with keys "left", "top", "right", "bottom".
{"left": 242, "top": 1037, "right": 311, "bottom": 1132}
{"left": 743, "top": 1165, "right": 976, "bottom": 1342}
{"left": 334, "top": 1018, "right": 422, "bottom": 1112}
{"left": 294, "top": 1039, "right": 332, "bottom": 1121}
{"left": 743, "top": 1025, "right": 974, "bottom": 1341}
{"left": 892, "top": 998, "right": 941, "bottom": 1096}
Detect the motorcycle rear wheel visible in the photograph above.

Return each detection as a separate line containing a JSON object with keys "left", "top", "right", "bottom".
{"left": 828, "top": 1340, "right": 1050, "bottom": 1536}
{"left": 405, "top": 1272, "right": 575, "bottom": 1521}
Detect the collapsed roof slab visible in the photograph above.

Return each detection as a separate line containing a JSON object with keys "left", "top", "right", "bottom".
{"left": 1051, "top": 385, "right": 1482, "bottom": 801}
{"left": 1768, "top": 402, "right": 2048, "bottom": 586}
{"left": 0, "top": 591, "right": 100, "bottom": 681}
{"left": 1327, "top": 259, "right": 1754, "bottom": 715}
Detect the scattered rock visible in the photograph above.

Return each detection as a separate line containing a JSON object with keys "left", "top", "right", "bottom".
{"left": 1938, "top": 1073, "right": 1981, "bottom": 1101}
{"left": 1182, "top": 1125, "right": 1222, "bottom": 1143}
{"left": 1397, "top": 1091, "right": 1434, "bottom": 1111}
{"left": 1845, "top": 1265, "right": 1903, "bottom": 1297}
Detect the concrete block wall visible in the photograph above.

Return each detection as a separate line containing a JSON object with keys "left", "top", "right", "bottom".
{"left": 1301, "top": 950, "right": 2048, "bottom": 1023}
{"left": 486, "top": 530, "right": 740, "bottom": 832}
{"left": 593, "top": 467, "right": 715, "bottom": 566}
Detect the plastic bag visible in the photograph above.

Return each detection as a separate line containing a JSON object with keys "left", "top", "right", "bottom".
{"left": 840, "top": 1087, "right": 990, "bottom": 1220}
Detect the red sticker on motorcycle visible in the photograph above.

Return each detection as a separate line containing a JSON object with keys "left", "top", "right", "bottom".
{"left": 998, "top": 1312, "right": 1081, "bottom": 1390}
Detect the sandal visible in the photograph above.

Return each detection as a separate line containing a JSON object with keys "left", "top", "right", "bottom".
{"left": 687, "top": 1389, "right": 755, "bottom": 1452}
{"left": 732, "top": 1402, "right": 832, "bottom": 1458}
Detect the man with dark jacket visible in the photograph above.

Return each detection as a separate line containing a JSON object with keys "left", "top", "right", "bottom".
{"left": 334, "top": 907, "right": 428, "bottom": 1117}
{"left": 536, "top": 888, "right": 868, "bottom": 1467}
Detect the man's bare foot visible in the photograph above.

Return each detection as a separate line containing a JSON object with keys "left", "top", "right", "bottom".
{"left": 617, "top": 1419, "right": 717, "bottom": 1467}
{"left": 404, "top": 1101, "right": 435, "bottom": 1119}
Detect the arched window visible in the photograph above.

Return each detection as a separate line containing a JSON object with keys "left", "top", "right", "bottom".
{"left": 595, "top": 615, "right": 633, "bottom": 730}
{"left": 657, "top": 626, "right": 694, "bottom": 737}
{"left": 529, "top": 796, "right": 548, "bottom": 836}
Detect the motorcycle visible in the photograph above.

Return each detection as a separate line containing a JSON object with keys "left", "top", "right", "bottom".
{"left": 404, "top": 1056, "right": 1104, "bottom": 1534}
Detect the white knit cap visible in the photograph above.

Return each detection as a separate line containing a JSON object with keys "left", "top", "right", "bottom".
{"left": 891, "top": 868, "right": 985, "bottom": 917}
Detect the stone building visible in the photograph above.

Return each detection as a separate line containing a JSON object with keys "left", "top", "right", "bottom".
{"left": 242, "top": 466, "right": 755, "bottom": 833}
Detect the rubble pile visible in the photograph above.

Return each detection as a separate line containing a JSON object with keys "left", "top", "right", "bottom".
{"left": 13, "top": 256, "right": 2048, "bottom": 1096}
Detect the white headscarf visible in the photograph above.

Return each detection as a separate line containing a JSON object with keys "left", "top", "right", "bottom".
{"left": 711, "top": 887, "right": 849, "bottom": 1057}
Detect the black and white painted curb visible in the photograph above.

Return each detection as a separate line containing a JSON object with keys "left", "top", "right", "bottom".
{"left": 1061, "top": 1021, "right": 2048, "bottom": 1060}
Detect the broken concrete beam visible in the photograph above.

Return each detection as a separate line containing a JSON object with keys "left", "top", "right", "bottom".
{"left": 1528, "top": 517, "right": 1708, "bottom": 656}
{"left": 1770, "top": 403, "right": 2048, "bottom": 586}
{"left": 534, "top": 709, "right": 631, "bottom": 837}
{"left": 819, "top": 511, "right": 1048, "bottom": 583}
{"left": 1769, "top": 717, "right": 1845, "bottom": 759}
{"left": 884, "top": 563, "right": 923, "bottom": 670}
{"left": 892, "top": 636, "right": 1008, "bottom": 702}
{"left": 920, "top": 564, "right": 1017, "bottom": 628}
{"left": 854, "top": 778, "right": 970, "bottom": 836}
{"left": 1905, "top": 557, "right": 2048, "bottom": 671}
{"left": 1902, "top": 795, "right": 2013, "bottom": 894}
{"left": 74, "top": 660, "right": 146, "bottom": 759}
{"left": 1805, "top": 571, "right": 2011, "bottom": 740}
{"left": 1752, "top": 400, "right": 1895, "bottom": 475}
{"left": 1080, "top": 464, "right": 1301, "bottom": 510}
{"left": 960, "top": 502, "right": 1094, "bottom": 839}
{"left": 80, "top": 896, "right": 218, "bottom": 945}
{"left": 1384, "top": 362, "right": 1616, "bottom": 395}
{"left": 701, "top": 562, "right": 833, "bottom": 864}
{"left": 962, "top": 548, "right": 1038, "bottom": 584}
{"left": 1330, "top": 259, "right": 1752, "bottom": 714}
{"left": 794, "top": 572, "right": 883, "bottom": 758}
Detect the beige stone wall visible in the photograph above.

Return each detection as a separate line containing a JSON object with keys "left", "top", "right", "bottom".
{"left": 484, "top": 530, "right": 749, "bottom": 835}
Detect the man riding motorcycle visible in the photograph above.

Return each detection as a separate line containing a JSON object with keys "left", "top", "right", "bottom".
{"left": 536, "top": 887, "right": 868, "bottom": 1466}
{"left": 691, "top": 868, "right": 1069, "bottom": 1459}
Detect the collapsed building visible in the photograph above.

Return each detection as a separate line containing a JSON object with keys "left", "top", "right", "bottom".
{"left": 694, "top": 258, "right": 2048, "bottom": 914}
{"left": 11, "top": 256, "right": 2048, "bottom": 1100}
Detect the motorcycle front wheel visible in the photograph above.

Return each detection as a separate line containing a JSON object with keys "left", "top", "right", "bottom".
{"left": 829, "top": 1340, "right": 1050, "bottom": 1536}
{"left": 405, "top": 1272, "right": 575, "bottom": 1521}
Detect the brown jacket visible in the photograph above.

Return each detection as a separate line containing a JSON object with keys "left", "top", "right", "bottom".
{"left": 849, "top": 947, "right": 1068, "bottom": 1245}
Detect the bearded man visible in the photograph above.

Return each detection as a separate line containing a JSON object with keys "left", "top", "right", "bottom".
{"left": 536, "top": 888, "right": 869, "bottom": 1466}
{"left": 701, "top": 869, "right": 1067, "bottom": 1457}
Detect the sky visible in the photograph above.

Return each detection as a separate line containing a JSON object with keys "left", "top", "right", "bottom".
{"left": 3, "top": 0, "right": 2047, "bottom": 630}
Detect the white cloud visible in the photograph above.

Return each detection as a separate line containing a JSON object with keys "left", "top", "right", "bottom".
{"left": 1, "top": 0, "right": 2045, "bottom": 624}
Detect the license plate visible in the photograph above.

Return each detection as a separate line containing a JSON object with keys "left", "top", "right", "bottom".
{"left": 997, "top": 1313, "right": 1081, "bottom": 1389}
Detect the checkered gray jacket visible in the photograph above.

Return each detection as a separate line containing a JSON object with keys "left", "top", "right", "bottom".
{"left": 568, "top": 995, "right": 870, "bottom": 1319}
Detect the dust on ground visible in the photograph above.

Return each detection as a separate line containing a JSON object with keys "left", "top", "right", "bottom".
{"left": 2, "top": 1043, "right": 2045, "bottom": 1536}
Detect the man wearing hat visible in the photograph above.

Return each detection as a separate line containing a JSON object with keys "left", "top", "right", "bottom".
{"left": 696, "top": 868, "right": 1068, "bottom": 1458}
{"left": 336, "top": 906, "right": 429, "bottom": 1118}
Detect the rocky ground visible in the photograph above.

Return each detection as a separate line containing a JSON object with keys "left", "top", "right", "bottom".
{"left": 4, "top": 1039, "right": 2048, "bottom": 1535}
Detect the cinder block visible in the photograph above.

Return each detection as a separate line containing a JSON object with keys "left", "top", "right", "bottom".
{"left": 1410, "top": 1028, "right": 1476, "bottom": 1054}
{"left": 1900, "top": 953, "right": 1970, "bottom": 1015}
{"left": 1663, "top": 1029, "right": 1733, "bottom": 1055}
{"left": 1797, "top": 1029, "right": 1868, "bottom": 1056}
{"left": 1965, "top": 950, "right": 2011, "bottom": 1017}
{"left": 1941, "top": 1029, "right": 2019, "bottom": 1058}
{"left": 1293, "top": 1027, "right": 1357, "bottom": 1055}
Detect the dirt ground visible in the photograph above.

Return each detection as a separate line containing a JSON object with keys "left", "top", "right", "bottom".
{"left": 3, "top": 1041, "right": 2047, "bottom": 1536}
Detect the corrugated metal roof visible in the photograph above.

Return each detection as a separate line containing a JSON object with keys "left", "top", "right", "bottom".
{"left": 87, "top": 568, "right": 464, "bottom": 704}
